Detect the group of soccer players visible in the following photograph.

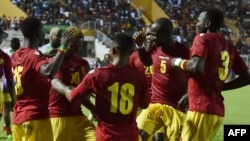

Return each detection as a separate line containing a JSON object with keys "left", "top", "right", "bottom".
{"left": 0, "top": 6, "right": 250, "bottom": 141}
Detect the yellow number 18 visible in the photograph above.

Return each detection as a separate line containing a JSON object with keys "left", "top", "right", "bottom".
{"left": 108, "top": 82, "right": 135, "bottom": 115}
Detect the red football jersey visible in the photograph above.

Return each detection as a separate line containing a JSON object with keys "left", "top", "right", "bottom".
{"left": 11, "top": 48, "right": 50, "bottom": 124}
{"left": 188, "top": 33, "right": 248, "bottom": 116}
{"left": 0, "top": 49, "right": 13, "bottom": 83}
{"left": 49, "top": 56, "right": 90, "bottom": 117}
{"left": 129, "top": 50, "right": 153, "bottom": 96}
{"left": 150, "top": 42, "right": 190, "bottom": 109}
{"left": 71, "top": 64, "right": 149, "bottom": 141}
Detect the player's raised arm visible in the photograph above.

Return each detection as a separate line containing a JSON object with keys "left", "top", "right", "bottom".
{"left": 39, "top": 30, "right": 73, "bottom": 78}
{"left": 134, "top": 28, "right": 153, "bottom": 67}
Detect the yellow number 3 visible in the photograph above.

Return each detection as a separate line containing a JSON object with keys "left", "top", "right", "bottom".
{"left": 108, "top": 82, "right": 135, "bottom": 115}
{"left": 218, "top": 50, "right": 230, "bottom": 81}
{"left": 13, "top": 66, "right": 24, "bottom": 95}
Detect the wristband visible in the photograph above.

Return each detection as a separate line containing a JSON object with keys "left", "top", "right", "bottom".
{"left": 58, "top": 45, "right": 67, "bottom": 54}
{"left": 174, "top": 58, "right": 182, "bottom": 66}
{"left": 180, "top": 60, "right": 188, "bottom": 70}
{"left": 174, "top": 58, "right": 188, "bottom": 70}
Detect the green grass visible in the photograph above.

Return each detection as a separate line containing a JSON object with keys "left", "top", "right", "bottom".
{"left": 214, "top": 85, "right": 250, "bottom": 141}
{"left": 1, "top": 86, "right": 250, "bottom": 141}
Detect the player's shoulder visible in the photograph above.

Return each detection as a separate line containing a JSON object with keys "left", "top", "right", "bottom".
{"left": 0, "top": 49, "right": 10, "bottom": 59}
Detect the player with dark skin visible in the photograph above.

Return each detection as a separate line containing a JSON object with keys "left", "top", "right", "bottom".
{"left": 48, "top": 27, "right": 95, "bottom": 141}
{"left": 11, "top": 17, "right": 73, "bottom": 141}
{"left": 53, "top": 33, "right": 150, "bottom": 141}
{"left": 171, "top": 8, "right": 250, "bottom": 141}
{"left": 131, "top": 26, "right": 167, "bottom": 141}
{"left": 136, "top": 18, "right": 189, "bottom": 141}
{"left": 0, "top": 29, "right": 15, "bottom": 139}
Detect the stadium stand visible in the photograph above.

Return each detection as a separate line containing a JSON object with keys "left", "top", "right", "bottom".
{"left": 0, "top": 0, "right": 249, "bottom": 67}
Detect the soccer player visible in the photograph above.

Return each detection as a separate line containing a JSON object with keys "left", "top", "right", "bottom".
{"left": 49, "top": 26, "right": 95, "bottom": 141}
{"left": 171, "top": 8, "right": 250, "bottom": 141}
{"left": 136, "top": 18, "right": 190, "bottom": 141}
{"left": 11, "top": 17, "right": 72, "bottom": 141}
{"left": 53, "top": 33, "right": 150, "bottom": 141}
{"left": 39, "top": 27, "right": 62, "bottom": 57}
{"left": 129, "top": 27, "right": 167, "bottom": 141}
{"left": 0, "top": 28, "right": 15, "bottom": 139}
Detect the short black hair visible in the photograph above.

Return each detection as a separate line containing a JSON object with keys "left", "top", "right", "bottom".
{"left": 112, "top": 33, "right": 134, "bottom": 55}
{"left": 21, "top": 17, "right": 42, "bottom": 38}
{"left": 204, "top": 8, "right": 224, "bottom": 31}
{"left": 11, "top": 37, "right": 20, "bottom": 51}
{"left": 154, "top": 18, "right": 173, "bottom": 37}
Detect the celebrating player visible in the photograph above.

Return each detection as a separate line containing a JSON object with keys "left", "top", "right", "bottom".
{"left": 11, "top": 17, "right": 72, "bottom": 141}
{"left": 171, "top": 8, "right": 250, "bottom": 141}
{"left": 0, "top": 29, "right": 15, "bottom": 139}
{"left": 49, "top": 26, "right": 96, "bottom": 141}
{"left": 53, "top": 33, "right": 150, "bottom": 141}
{"left": 136, "top": 17, "right": 190, "bottom": 141}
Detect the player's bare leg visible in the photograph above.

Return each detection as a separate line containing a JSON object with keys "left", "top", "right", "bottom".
{"left": 3, "top": 102, "right": 12, "bottom": 139}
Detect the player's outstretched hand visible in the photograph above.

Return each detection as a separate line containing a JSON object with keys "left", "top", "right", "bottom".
{"left": 178, "top": 94, "right": 188, "bottom": 113}
{"left": 133, "top": 28, "right": 146, "bottom": 46}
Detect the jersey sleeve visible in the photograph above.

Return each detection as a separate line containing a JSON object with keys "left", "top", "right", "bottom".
{"left": 190, "top": 34, "right": 208, "bottom": 59}
{"left": 71, "top": 70, "right": 96, "bottom": 101}
{"left": 33, "top": 50, "right": 49, "bottom": 72}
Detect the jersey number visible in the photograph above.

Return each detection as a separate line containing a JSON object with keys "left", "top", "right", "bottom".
{"left": 13, "top": 66, "right": 24, "bottom": 95}
{"left": 108, "top": 82, "right": 135, "bottom": 115}
{"left": 218, "top": 50, "right": 230, "bottom": 80}
{"left": 144, "top": 65, "right": 153, "bottom": 75}
{"left": 70, "top": 72, "right": 81, "bottom": 85}
{"left": 160, "top": 60, "right": 166, "bottom": 73}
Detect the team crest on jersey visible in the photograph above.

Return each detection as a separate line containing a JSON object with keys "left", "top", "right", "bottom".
{"left": 0, "top": 58, "right": 5, "bottom": 65}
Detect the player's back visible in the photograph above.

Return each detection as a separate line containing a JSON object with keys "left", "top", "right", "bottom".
{"left": 11, "top": 48, "right": 50, "bottom": 124}
{"left": 188, "top": 33, "right": 248, "bottom": 116}
{"left": 190, "top": 33, "right": 241, "bottom": 94}
{"left": 91, "top": 64, "right": 149, "bottom": 133}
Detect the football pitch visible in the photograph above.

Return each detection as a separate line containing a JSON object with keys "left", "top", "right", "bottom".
{"left": 0, "top": 85, "right": 249, "bottom": 141}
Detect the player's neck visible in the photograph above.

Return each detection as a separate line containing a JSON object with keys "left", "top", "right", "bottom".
{"left": 23, "top": 38, "right": 40, "bottom": 49}
{"left": 111, "top": 57, "right": 128, "bottom": 68}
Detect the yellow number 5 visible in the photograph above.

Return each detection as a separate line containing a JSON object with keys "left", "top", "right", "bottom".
{"left": 13, "top": 66, "right": 24, "bottom": 95}
{"left": 108, "top": 82, "right": 135, "bottom": 115}
{"left": 218, "top": 50, "right": 230, "bottom": 81}
{"left": 160, "top": 60, "right": 166, "bottom": 73}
